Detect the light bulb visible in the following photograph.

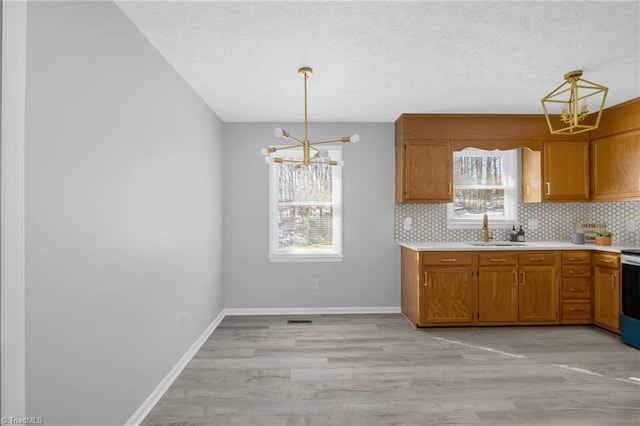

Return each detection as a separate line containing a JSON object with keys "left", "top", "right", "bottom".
{"left": 350, "top": 134, "right": 360, "bottom": 143}
{"left": 273, "top": 127, "right": 284, "bottom": 138}
{"left": 319, "top": 149, "right": 329, "bottom": 158}
{"left": 260, "top": 148, "right": 269, "bottom": 156}
{"left": 337, "top": 160, "right": 345, "bottom": 167}
{"left": 264, "top": 156, "right": 274, "bottom": 164}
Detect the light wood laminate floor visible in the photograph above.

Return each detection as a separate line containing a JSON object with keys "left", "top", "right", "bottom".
{"left": 143, "top": 314, "right": 640, "bottom": 425}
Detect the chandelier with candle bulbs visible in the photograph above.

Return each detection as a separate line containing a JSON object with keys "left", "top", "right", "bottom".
{"left": 262, "top": 67, "right": 360, "bottom": 167}
{"left": 541, "top": 70, "right": 608, "bottom": 135}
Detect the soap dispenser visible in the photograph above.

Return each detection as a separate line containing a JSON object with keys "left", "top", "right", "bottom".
{"left": 510, "top": 226, "right": 518, "bottom": 242}
{"left": 517, "top": 225, "right": 525, "bottom": 242}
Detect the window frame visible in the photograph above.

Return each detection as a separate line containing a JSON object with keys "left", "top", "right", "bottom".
{"left": 446, "top": 148, "right": 519, "bottom": 229}
{"left": 268, "top": 146, "right": 343, "bottom": 262}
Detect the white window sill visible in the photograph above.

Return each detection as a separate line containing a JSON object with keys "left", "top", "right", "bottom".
{"left": 269, "top": 254, "right": 344, "bottom": 263}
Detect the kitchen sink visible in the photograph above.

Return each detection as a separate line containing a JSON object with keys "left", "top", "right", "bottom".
{"left": 466, "top": 242, "right": 528, "bottom": 247}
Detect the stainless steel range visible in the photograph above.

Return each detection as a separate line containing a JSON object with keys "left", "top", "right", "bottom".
{"left": 620, "top": 249, "right": 640, "bottom": 349}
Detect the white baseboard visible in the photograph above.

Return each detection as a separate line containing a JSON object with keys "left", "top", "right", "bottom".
{"left": 223, "top": 306, "right": 401, "bottom": 316}
{"left": 124, "top": 310, "right": 226, "bottom": 426}
{"left": 125, "top": 306, "right": 400, "bottom": 424}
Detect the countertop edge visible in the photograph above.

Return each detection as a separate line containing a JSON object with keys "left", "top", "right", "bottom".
{"left": 398, "top": 241, "right": 638, "bottom": 253}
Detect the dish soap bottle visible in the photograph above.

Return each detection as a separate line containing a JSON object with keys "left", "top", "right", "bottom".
{"left": 517, "top": 225, "right": 525, "bottom": 242}
{"left": 510, "top": 226, "right": 518, "bottom": 242}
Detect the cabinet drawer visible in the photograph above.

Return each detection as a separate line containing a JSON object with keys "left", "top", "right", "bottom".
{"left": 562, "top": 265, "right": 591, "bottom": 278}
{"left": 478, "top": 253, "right": 517, "bottom": 266}
{"left": 562, "top": 301, "right": 591, "bottom": 320}
{"left": 562, "top": 278, "right": 591, "bottom": 299}
{"left": 518, "top": 252, "right": 557, "bottom": 265}
{"left": 562, "top": 252, "right": 590, "bottom": 264}
{"left": 593, "top": 253, "right": 620, "bottom": 268}
{"left": 422, "top": 253, "right": 473, "bottom": 266}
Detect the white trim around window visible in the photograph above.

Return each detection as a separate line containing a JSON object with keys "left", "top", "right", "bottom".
{"left": 447, "top": 148, "right": 519, "bottom": 229}
{"left": 267, "top": 146, "right": 343, "bottom": 262}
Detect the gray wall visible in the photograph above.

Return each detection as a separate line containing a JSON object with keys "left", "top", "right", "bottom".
{"left": 25, "top": 1, "right": 224, "bottom": 424}
{"left": 223, "top": 123, "right": 399, "bottom": 309}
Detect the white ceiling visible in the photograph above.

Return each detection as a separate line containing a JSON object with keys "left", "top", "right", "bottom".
{"left": 115, "top": 0, "right": 640, "bottom": 123}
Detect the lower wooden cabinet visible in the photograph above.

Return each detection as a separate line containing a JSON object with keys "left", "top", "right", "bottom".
{"left": 560, "top": 251, "right": 592, "bottom": 324}
{"left": 400, "top": 247, "right": 620, "bottom": 331}
{"left": 421, "top": 267, "right": 474, "bottom": 325}
{"left": 478, "top": 266, "right": 518, "bottom": 323}
{"left": 517, "top": 264, "right": 558, "bottom": 323}
{"left": 593, "top": 253, "right": 621, "bottom": 333}
{"left": 477, "top": 252, "right": 558, "bottom": 324}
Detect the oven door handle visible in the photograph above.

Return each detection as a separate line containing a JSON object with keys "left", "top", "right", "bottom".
{"left": 622, "top": 255, "right": 640, "bottom": 267}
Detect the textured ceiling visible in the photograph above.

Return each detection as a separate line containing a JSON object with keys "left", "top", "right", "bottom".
{"left": 116, "top": 0, "right": 640, "bottom": 123}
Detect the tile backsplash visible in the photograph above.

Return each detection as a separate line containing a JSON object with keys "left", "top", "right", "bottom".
{"left": 395, "top": 201, "right": 640, "bottom": 245}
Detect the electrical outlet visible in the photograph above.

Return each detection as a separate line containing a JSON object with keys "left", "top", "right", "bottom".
{"left": 311, "top": 278, "right": 319, "bottom": 290}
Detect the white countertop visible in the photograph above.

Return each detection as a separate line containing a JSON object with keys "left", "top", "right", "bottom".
{"left": 398, "top": 240, "right": 639, "bottom": 253}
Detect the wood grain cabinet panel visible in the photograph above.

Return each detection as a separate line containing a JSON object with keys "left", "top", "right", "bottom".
{"left": 420, "top": 267, "right": 475, "bottom": 325}
{"left": 562, "top": 278, "right": 591, "bottom": 300}
{"left": 562, "top": 301, "right": 592, "bottom": 321}
{"left": 593, "top": 253, "right": 620, "bottom": 268}
{"left": 518, "top": 265, "right": 559, "bottom": 323}
{"left": 560, "top": 251, "right": 591, "bottom": 324}
{"left": 543, "top": 141, "right": 590, "bottom": 201}
{"left": 397, "top": 140, "right": 453, "bottom": 203}
{"left": 593, "top": 255, "right": 621, "bottom": 334}
{"left": 591, "top": 131, "right": 640, "bottom": 201}
{"left": 562, "top": 265, "right": 591, "bottom": 278}
{"left": 423, "top": 253, "right": 473, "bottom": 266}
{"left": 478, "top": 266, "right": 518, "bottom": 323}
{"left": 562, "top": 252, "right": 591, "bottom": 264}
{"left": 522, "top": 148, "right": 542, "bottom": 203}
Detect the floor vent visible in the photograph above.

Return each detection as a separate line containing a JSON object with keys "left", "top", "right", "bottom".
{"left": 287, "top": 319, "right": 313, "bottom": 324}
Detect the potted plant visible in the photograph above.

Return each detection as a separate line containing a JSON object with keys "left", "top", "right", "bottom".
{"left": 595, "top": 230, "right": 613, "bottom": 246}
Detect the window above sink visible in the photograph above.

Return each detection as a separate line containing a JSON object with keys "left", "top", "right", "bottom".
{"left": 447, "top": 148, "right": 519, "bottom": 229}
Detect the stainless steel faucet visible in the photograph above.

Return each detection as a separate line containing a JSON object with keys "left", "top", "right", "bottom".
{"left": 482, "top": 213, "right": 493, "bottom": 242}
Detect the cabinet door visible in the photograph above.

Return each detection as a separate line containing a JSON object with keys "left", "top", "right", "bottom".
{"left": 593, "top": 267, "right": 620, "bottom": 333}
{"left": 521, "top": 148, "right": 542, "bottom": 203}
{"left": 478, "top": 267, "right": 518, "bottom": 323}
{"left": 591, "top": 131, "right": 640, "bottom": 201}
{"left": 403, "top": 140, "right": 453, "bottom": 202}
{"left": 420, "top": 267, "right": 474, "bottom": 325}
{"left": 543, "top": 141, "right": 589, "bottom": 201}
{"left": 518, "top": 266, "right": 559, "bottom": 323}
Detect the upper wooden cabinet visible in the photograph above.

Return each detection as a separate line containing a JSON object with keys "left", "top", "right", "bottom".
{"left": 395, "top": 100, "right": 639, "bottom": 204}
{"left": 521, "top": 148, "right": 542, "bottom": 203}
{"left": 590, "top": 98, "right": 640, "bottom": 202}
{"left": 522, "top": 142, "right": 590, "bottom": 203}
{"left": 591, "top": 131, "right": 640, "bottom": 201}
{"left": 396, "top": 139, "right": 452, "bottom": 203}
{"left": 542, "top": 141, "right": 590, "bottom": 201}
